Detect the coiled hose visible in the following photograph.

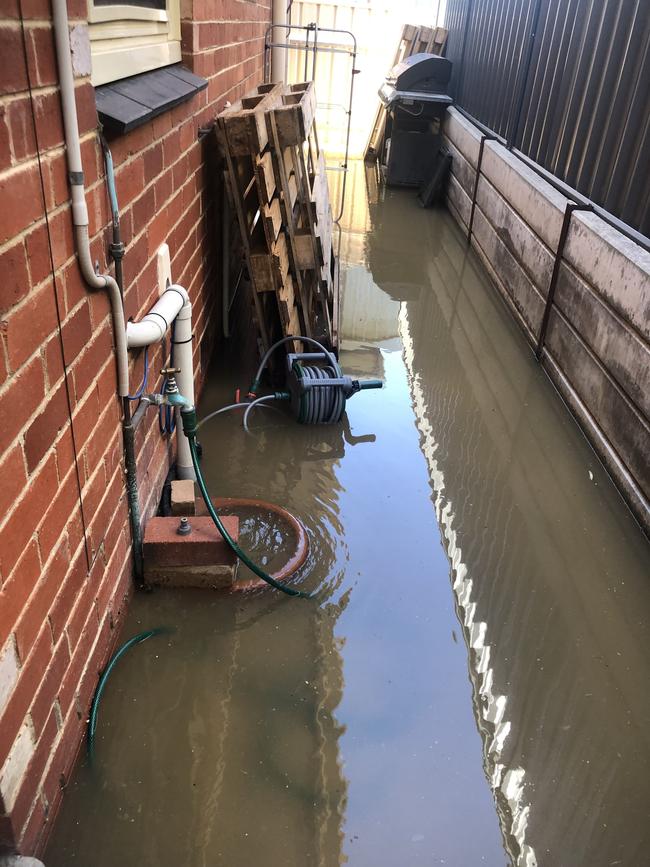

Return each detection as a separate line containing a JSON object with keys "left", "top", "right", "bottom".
{"left": 293, "top": 361, "right": 345, "bottom": 424}
{"left": 182, "top": 407, "right": 312, "bottom": 599}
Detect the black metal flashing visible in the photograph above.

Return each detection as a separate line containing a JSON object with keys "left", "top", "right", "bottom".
{"left": 96, "top": 65, "right": 208, "bottom": 136}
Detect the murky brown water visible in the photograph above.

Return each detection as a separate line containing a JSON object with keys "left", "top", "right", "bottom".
{"left": 46, "top": 164, "right": 650, "bottom": 867}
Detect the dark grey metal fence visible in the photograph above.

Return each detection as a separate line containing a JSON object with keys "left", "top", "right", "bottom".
{"left": 445, "top": 0, "right": 650, "bottom": 239}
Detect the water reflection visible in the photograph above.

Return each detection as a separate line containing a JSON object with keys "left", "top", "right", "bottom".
{"left": 362, "top": 177, "right": 650, "bottom": 866}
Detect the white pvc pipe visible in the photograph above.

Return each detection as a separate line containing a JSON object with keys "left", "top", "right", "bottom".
{"left": 173, "top": 298, "right": 196, "bottom": 480}
{"left": 272, "top": 0, "right": 288, "bottom": 83}
{"left": 126, "top": 284, "right": 195, "bottom": 479}
{"left": 126, "top": 285, "right": 189, "bottom": 348}
{"left": 52, "top": 0, "right": 129, "bottom": 396}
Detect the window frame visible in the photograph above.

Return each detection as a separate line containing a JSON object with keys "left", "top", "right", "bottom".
{"left": 87, "top": 0, "right": 181, "bottom": 87}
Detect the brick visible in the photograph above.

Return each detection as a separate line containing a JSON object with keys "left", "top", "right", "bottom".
{"left": 1, "top": 460, "right": 59, "bottom": 586}
{"left": 70, "top": 322, "right": 111, "bottom": 400}
{"left": 47, "top": 207, "right": 74, "bottom": 270}
{"left": 60, "top": 300, "right": 92, "bottom": 367}
{"left": 0, "top": 354, "right": 45, "bottom": 456}
{"left": 0, "top": 162, "right": 42, "bottom": 243}
{"left": 143, "top": 515, "right": 239, "bottom": 568}
{"left": 29, "top": 637, "right": 69, "bottom": 741}
{"left": 94, "top": 558, "right": 130, "bottom": 632}
{"left": 48, "top": 549, "right": 87, "bottom": 643}
{"left": 58, "top": 605, "right": 94, "bottom": 713}
{"left": 143, "top": 141, "right": 163, "bottom": 184}
{"left": 6, "top": 94, "right": 37, "bottom": 162}
{"left": 45, "top": 150, "right": 69, "bottom": 211}
{"left": 1, "top": 278, "right": 58, "bottom": 372}
{"left": 79, "top": 461, "right": 105, "bottom": 524}
{"left": 24, "top": 222, "right": 52, "bottom": 287}
{"left": 19, "top": 0, "right": 51, "bottom": 17}
{"left": 23, "top": 379, "right": 70, "bottom": 473}
{"left": 32, "top": 89, "right": 64, "bottom": 152}
{"left": 70, "top": 384, "right": 100, "bottom": 452}
{"left": 37, "top": 470, "right": 81, "bottom": 561}
{"left": 0, "top": 637, "right": 20, "bottom": 718}
{"left": 81, "top": 406, "right": 118, "bottom": 491}
{"left": 0, "top": 542, "right": 40, "bottom": 650}
{"left": 60, "top": 257, "right": 87, "bottom": 316}
{"left": 0, "top": 24, "right": 28, "bottom": 94}
{"left": 74, "top": 82, "right": 98, "bottom": 136}
{"left": 40, "top": 706, "right": 82, "bottom": 811}
{"left": 170, "top": 479, "right": 196, "bottom": 516}
{"left": 10, "top": 707, "right": 57, "bottom": 842}
{"left": 54, "top": 426, "right": 76, "bottom": 482}
{"left": 15, "top": 538, "right": 69, "bottom": 663}
{"left": 0, "top": 106, "right": 11, "bottom": 173}
{"left": 44, "top": 331, "right": 64, "bottom": 391}
{"left": 115, "top": 155, "right": 145, "bottom": 208}
{"left": 0, "top": 720, "right": 34, "bottom": 814}
{"left": 0, "top": 239, "right": 30, "bottom": 313}
{"left": 86, "top": 469, "right": 123, "bottom": 559}
{"left": 0, "top": 622, "right": 51, "bottom": 770}
{"left": 154, "top": 169, "right": 173, "bottom": 210}
{"left": 25, "top": 24, "right": 57, "bottom": 88}
{"left": 91, "top": 357, "right": 120, "bottom": 405}
{"left": 0, "top": 445, "right": 28, "bottom": 521}
{"left": 0, "top": 0, "right": 19, "bottom": 19}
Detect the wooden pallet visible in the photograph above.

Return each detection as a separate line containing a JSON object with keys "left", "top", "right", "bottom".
{"left": 217, "top": 82, "right": 338, "bottom": 357}
{"left": 364, "top": 24, "right": 449, "bottom": 163}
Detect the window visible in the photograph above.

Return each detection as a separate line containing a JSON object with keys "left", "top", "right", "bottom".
{"left": 88, "top": 0, "right": 181, "bottom": 86}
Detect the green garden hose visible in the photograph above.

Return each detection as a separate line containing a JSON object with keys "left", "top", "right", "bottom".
{"left": 182, "top": 407, "right": 313, "bottom": 599}
{"left": 87, "top": 628, "right": 168, "bottom": 760}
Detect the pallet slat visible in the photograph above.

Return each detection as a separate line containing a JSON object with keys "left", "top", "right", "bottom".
{"left": 217, "top": 81, "right": 339, "bottom": 357}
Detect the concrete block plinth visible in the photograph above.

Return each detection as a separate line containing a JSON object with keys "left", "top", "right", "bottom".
{"left": 143, "top": 516, "right": 239, "bottom": 588}
{"left": 170, "top": 479, "right": 196, "bottom": 516}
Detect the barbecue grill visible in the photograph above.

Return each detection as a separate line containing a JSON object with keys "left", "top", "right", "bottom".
{"left": 378, "top": 53, "right": 453, "bottom": 187}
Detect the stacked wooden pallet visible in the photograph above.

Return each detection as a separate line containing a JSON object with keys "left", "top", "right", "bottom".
{"left": 217, "top": 82, "right": 338, "bottom": 357}
{"left": 364, "top": 23, "right": 449, "bottom": 163}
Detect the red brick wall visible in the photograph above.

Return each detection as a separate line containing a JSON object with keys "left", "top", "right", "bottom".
{"left": 0, "top": 0, "right": 271, "bottom": 855}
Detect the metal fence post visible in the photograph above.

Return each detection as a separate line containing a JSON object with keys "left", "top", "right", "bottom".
{"left": 535, "top": 202, "right": 592, "bottom": 360}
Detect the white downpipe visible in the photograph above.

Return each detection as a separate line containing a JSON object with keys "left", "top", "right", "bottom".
{"left": 126, "top": 285, "right": 189, "bottom": 348}
{"left": 52, "top": 0, "right": 129, "bottom": 397}
{"left": 173, "top": 299, "right": 195, "bottom": 480}
{"left": 272, "top": 0, "right": 288, "bottom": 83}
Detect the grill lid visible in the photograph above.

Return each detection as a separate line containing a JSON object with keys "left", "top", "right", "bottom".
{"left": 386, "top": 53, "right": 452, "bottom": 93}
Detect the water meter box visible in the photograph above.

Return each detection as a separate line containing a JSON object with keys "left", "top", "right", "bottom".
{"left": 378, "top": 53, "right": 453, "bottom": 187}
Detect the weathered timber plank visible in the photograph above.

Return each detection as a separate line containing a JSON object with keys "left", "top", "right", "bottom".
{"left": 269, "top": 82, "right": 317, "bottom": 148}
{"left": 218, "top": 83, "right": 283, "bottom": 156}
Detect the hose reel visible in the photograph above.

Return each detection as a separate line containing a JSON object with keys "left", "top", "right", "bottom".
{"left": 286, "top": 351, "right": 383, "bottom": 424}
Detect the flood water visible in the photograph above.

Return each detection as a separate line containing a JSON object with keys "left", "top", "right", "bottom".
{"left": 46, "top": 164, "right": 650, "bottom": 866}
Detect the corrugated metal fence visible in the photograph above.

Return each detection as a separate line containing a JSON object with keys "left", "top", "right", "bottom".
{"left": 445, "top": 0, "right": 650, "bottom": 238}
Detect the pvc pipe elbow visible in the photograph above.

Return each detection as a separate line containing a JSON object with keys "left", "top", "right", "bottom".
{"left": 126, "top": 285, "right": 189, "bottom": 348}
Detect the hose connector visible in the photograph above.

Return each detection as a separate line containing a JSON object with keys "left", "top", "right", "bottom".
{"left": 181, "top": 406, "right": 198, "bottom": 439}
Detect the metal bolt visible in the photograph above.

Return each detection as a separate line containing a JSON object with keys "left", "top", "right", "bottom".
{"left": 177, "top": 517, "right": 191, "bottom": 536}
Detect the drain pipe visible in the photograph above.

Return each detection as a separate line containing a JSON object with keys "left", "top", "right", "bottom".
{"left": 271, "top": 0, "right": 288, "bottom": 83}
{"left": 126, "top": 286, "right": 196, "bottom": 480}
{"left": 97, "top": 135, "right": 147, "bottom": 579}
{"left": 52, "top": 0, "right": 128, "bottom": 396}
